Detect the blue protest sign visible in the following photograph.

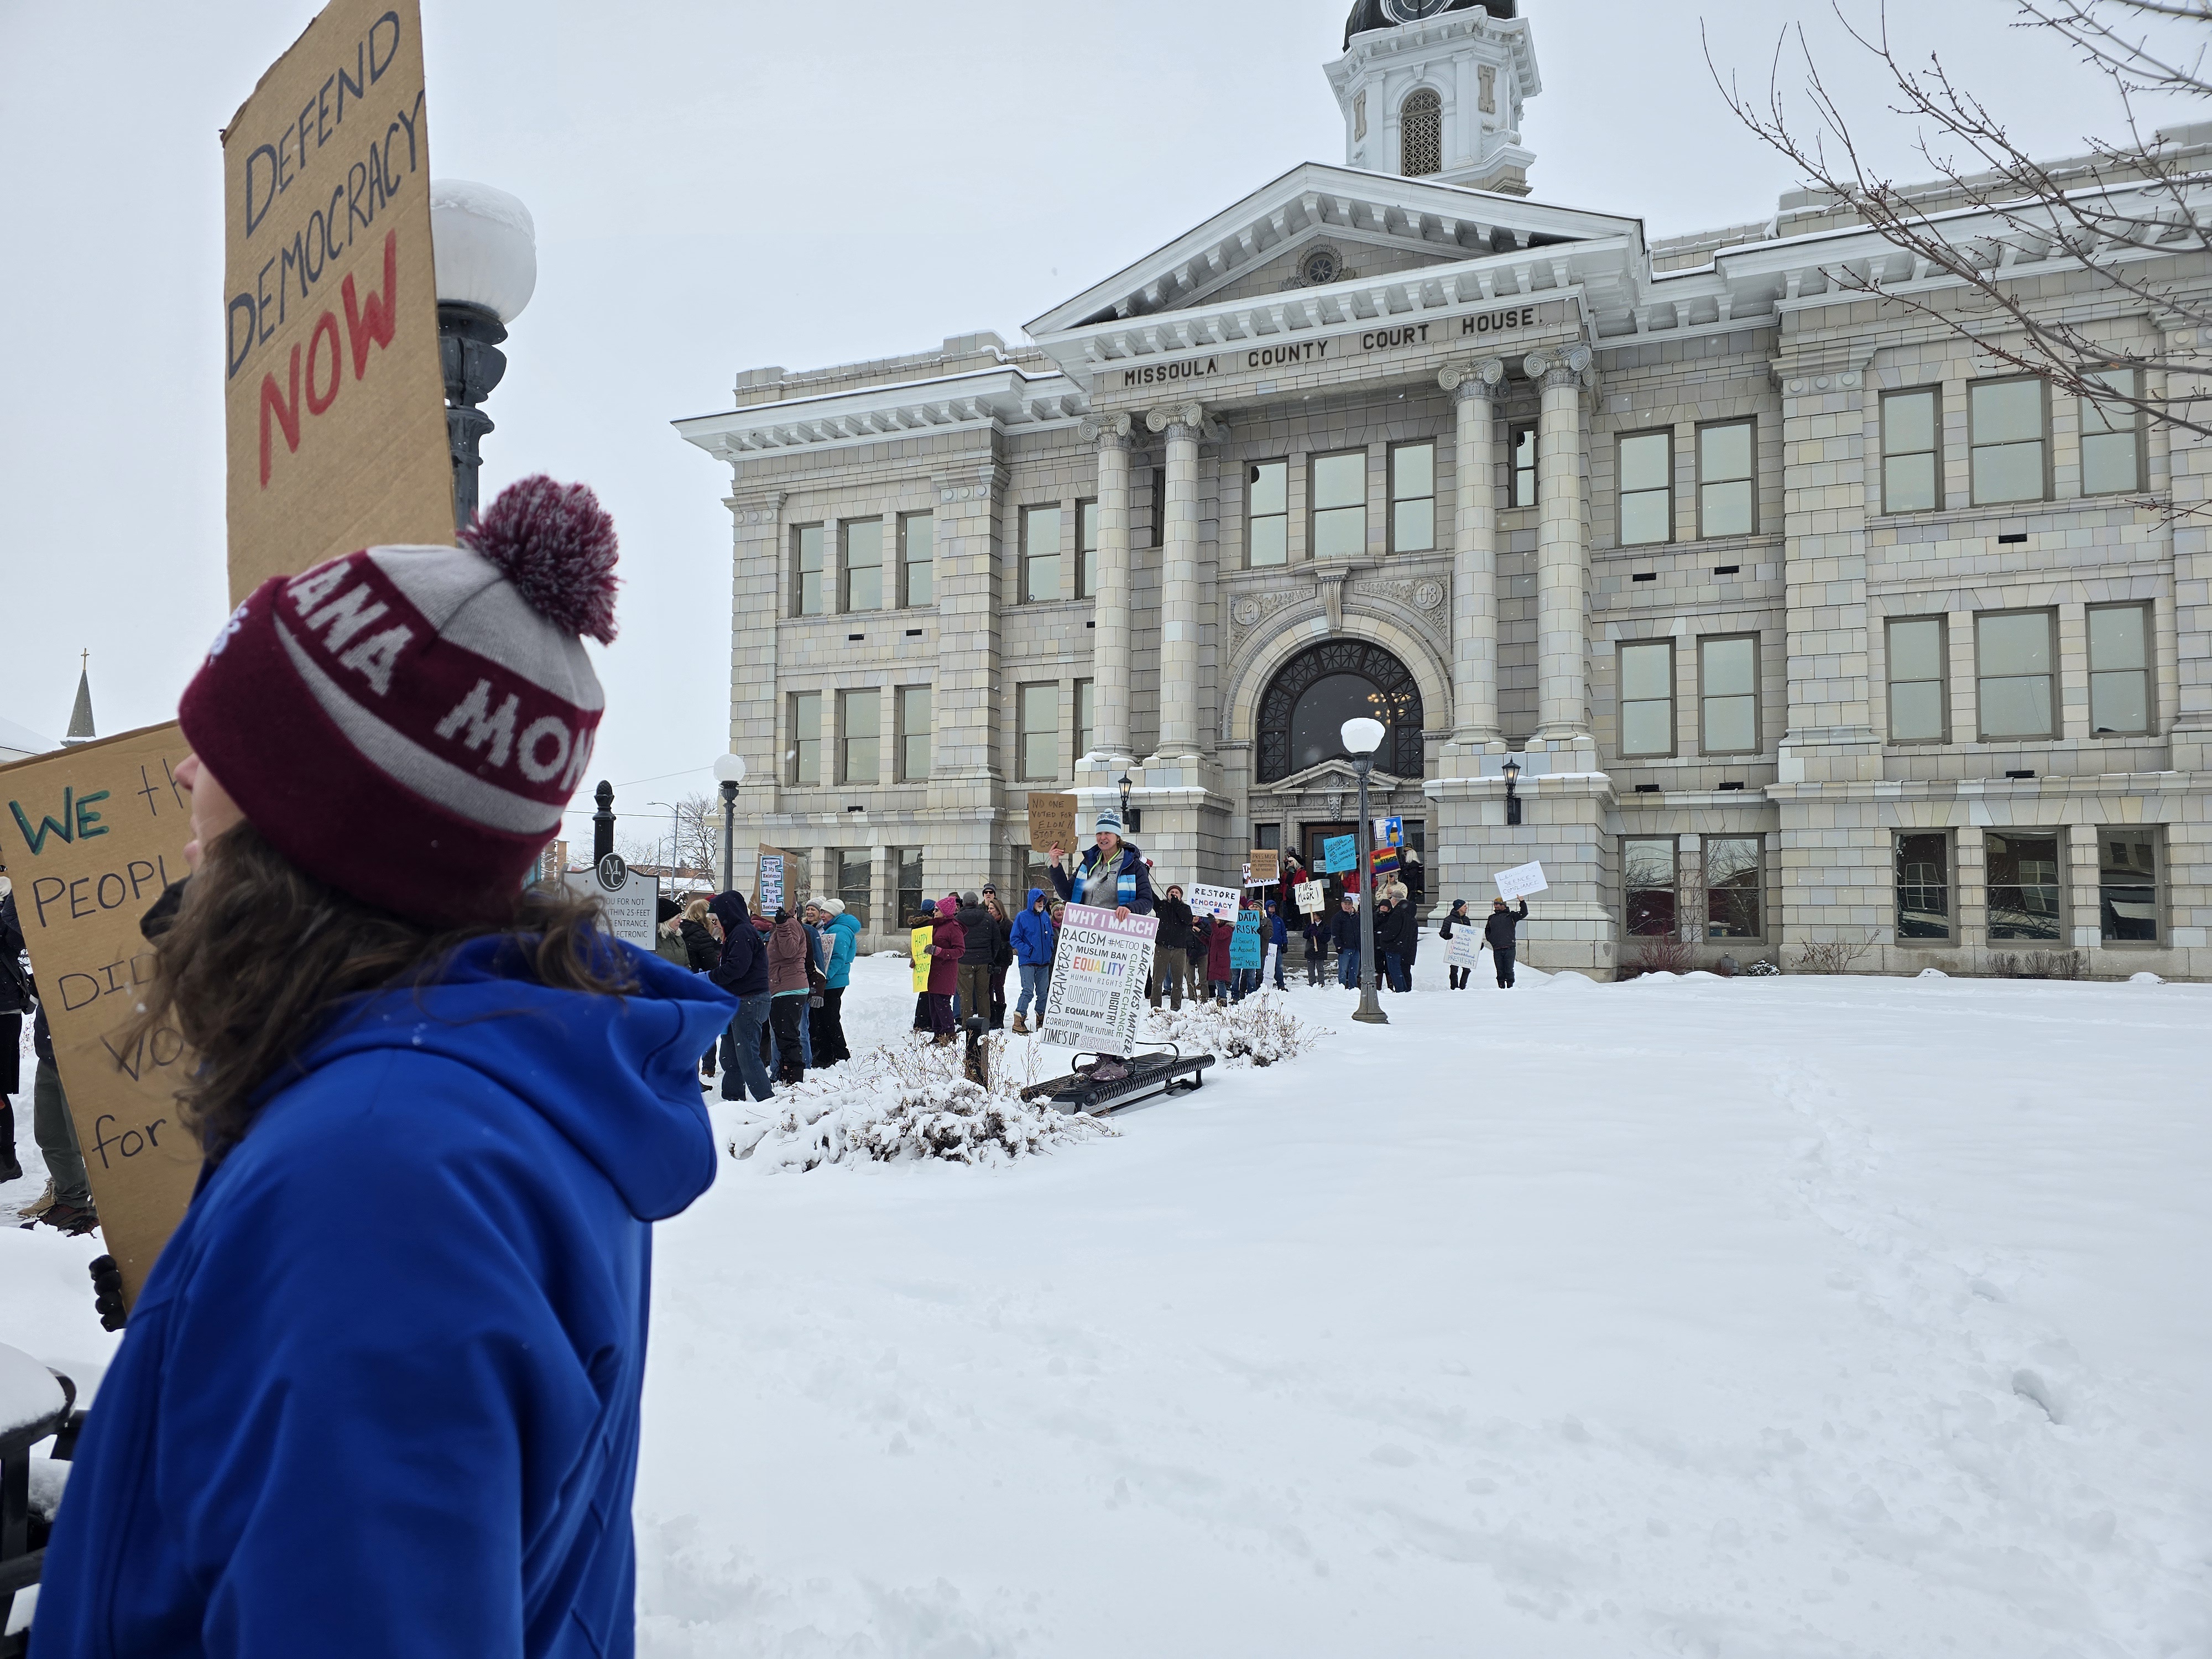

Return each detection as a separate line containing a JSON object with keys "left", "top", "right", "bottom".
{"left": 1230, "top": 909, "right": 1264, "bottom": 969}
{"left": 1322, "top": 834, "right": 1357, "bottom": 874}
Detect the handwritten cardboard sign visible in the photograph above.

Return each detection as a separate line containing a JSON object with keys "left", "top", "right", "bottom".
{"left": 1322, "top": 835, "right": 1357, "bottom": 874}
{"left": 1027, "top": 792, "right": 1078, "bottom": 862}
{"left": 222, "top": 0, "right": 452, "bottom": 602}
{"left": 1230, "top": 909, "right": 1264, "bottom": 971}
{"left": 1495, "top": 860, "right": 1550, "bottom": 902}
{"left": 1248, "top": 849, "right": 1279, "bottom": 885}
{"left": 910, "top": 925, "right": 933, "bottom": 994}
{"left": 1295, "top": 880, "right": 1326, "bottom": 915}
{"left": 0, "top": 725, "right": 202, "bottom": 1302}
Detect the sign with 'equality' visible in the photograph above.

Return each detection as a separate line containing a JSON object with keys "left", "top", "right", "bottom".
{"left": 1039, "top": 904, "right": 1158, "bottom": 1057}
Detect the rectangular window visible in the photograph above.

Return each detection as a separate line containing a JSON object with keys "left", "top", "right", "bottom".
{"left": 1018, "top": 682, "right": 1059, "bottom": 782}
{"left": 794, "top": 525, "right": 826, "bottom": 617}
{"left": 837, "top": 850, "right": 872, "bottom": 932}
{"left": 1886, "top": 617, "right": 1948, "bottom": 743}
{"left": 1311, "top": 450, "right": 1367, "bottom": 557}
{"left": 2100, "top": 830, "right": 2161, "bottom": 943}
{"left": 897, "top": 686, "right": 931, "bottom": 783}
{"left": 1697, "top": 420, "right": 1756, "bottom": 539}
{"left": 1971, "top": 377, "right": 2048, "bottom": 505}
{"left": 1881, "top": 388, "right": 1940, "bottom": 514}
{"left": 1706, "top": 838, "right": 1763, "bottom": 940}
{"left": 1624, "top": 838, "right": 1678, "bottom": 937}
{"left": 789, "top": 691, "right": 822, "bottom": 786}
{"left": 899, "top": 513, "right": 934, "bottom": 609}
{"left": 2081, "top": 369, "right": 2145, "bottom": 497}
{"left": 1699, "top": 635, "right": 1759, "bottom": 755}
{"left": 1986, "top": 832, "right": 2063, "bottom": 943}
{"left": 838, "top": 688, "right": 879, "bottom": 785}
{"left": 2088, "top": 602, "right": 2151, "bottom": 736}
{"left": 1021, "top": 504, "right": 1063, "bottom": 603}
{"left": 1074, "top": 678, "right": 1095, "bottom": 760}
{"left": 1391, "top": 441, "right": 1436, "bottom": 553}
{"left": 1618, "top": 430, "right": 1673, "bottom": 546}
{"left": 1254, "top": 823, "right": 1282, "bottom": 852}
{"left": 1151, "top": 468, "right": 1167, "bottom": 549}
{"left": 1248, "top": 461, "right": 1289, "bottom": 567}
{"left": 1896, "top": 832, "right": 1952, "bottom": 941}
{"left": 895, "top": 847, "right": 925, "bottom": 924}
{"left": 1618, "top": 639, "right": 1676, "bottom": 758}
{"left": 842, "top": 519, "right": 883, "bottom": 613}
{"left": 1511, "top": 425, "right": 1539, "bottom": 508}
{"left": 1077, "top": 499, "right": 1100, "bottom": 599}
{"left": 1976, "top": 611, "right": 2057, "bottom": 740}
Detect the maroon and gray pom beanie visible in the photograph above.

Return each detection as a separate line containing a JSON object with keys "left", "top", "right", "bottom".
{"left": 179, "top": 476, "right": 620, "bottom": 926}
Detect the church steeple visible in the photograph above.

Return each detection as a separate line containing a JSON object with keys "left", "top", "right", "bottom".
{"left": 1327, "top": 0, "right": 1540, "bottom": 196}
{"left": 62, "top": 650, "right": 96, "bottom": 747}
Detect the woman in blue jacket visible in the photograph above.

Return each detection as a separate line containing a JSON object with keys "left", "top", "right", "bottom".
{"left": 1007, "top": 887, "right": 1057, "bottom": 1034}
{"left": 806, "top": 896, "right": 862, "bottom": 1065}
{"left": 30, "top": 481, "right": 734, "bottom": 1659}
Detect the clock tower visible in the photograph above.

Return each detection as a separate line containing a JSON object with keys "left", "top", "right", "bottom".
{"left": 1327, "top": 0, "right": 1540, "bottom": 196}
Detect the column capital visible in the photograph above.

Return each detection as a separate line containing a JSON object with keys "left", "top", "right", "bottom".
{"left": 1081, "top": 411, "right": 1136, "bottom": 448}
{"left": 1524, "top": 344, "right": 1594, "bottom": 392}
{"left": 1439, "top": 358, "right": 1508, "bottom": 402}
{"left": 1145, "top": 403, "right": 1227, "bottom": 444}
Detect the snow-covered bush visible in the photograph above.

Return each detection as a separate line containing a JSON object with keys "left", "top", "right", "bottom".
{"left": 731, "top": 1033, "right": 1115, "bottom": 1172}
{"left": 1145, "top": 991, "right": 1327, "bottom": 1068}
{"left": 1742, "top": 959, "right": 1781, "bottom": 977}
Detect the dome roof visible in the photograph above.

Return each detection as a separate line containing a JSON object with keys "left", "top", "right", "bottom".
{"left": 1344, "top": 0, "right": 1515, "bottom": 50}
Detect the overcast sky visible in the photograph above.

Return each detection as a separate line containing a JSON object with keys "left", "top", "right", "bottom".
{"left": 0, "top": 0, "right": 2161, "bottom": 841}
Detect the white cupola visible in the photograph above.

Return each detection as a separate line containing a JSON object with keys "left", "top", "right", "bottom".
{"left": 1327, "top": 0, "right": 1541, "bottom": 196}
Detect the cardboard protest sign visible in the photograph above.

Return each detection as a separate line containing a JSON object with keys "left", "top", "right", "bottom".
{"left": 1322, "top": 835, "right": 1357, "bottom": 874}
{"left": 0, "top": 726, "right": 201, "bottom": 1302}
{"left": 1189, "top": 883, "right": 1240, "bottom": 921}
{"left": 1027, "top": 792, "right": 1079, "bottom": 861}
{"left": 1495, "top": 860, "right": 1550, "bottom": 902}
{"left": 1249, "top": 849, "right": 1280, "bottom": 885}
{"left": 1039, "top": 904, "right": 1157, "bottom": 1056}
{"left": 910, "top": 925, "right": 934, "bottom": 993}
{"left": 222, "top": 0, "right": 452, "bottom": 603}
{"left": 1230, "top": 909, "right": 1264, "bottom": 971}
{"left": 754, "top": 846, "right": 786, "bottom": 912}
{"left": 1295, "top": 879, "right": 1326, "bottom": 915}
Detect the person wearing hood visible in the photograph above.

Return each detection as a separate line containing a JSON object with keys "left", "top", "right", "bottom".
{"left": 1440, "top": 899, "right": 1476, "bottom": 990}
{"left": 708, "top": 888, "right": 774, "bottom": 1103}
{"left": 1266, "top": 899, "right": 1290, "bottom": 990}
{"left": 807, "top": 896, "right": 860, "bottom": 1066}
{"left": 923, "top": 895, "right": 965, "bottom": 1042}
{"left": 32, "top": 479, "right": 735, "bottom": 1659}
{"left": 1007, "top": 886, "right": 1057, "bottom": 1035}
{"left": 1047, "top": 811, "right": 1156, "bottom": 920}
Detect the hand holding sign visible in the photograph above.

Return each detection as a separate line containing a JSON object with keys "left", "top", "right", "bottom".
{"left": 1495, "top": 860, "right": 1549, "bottom": 902}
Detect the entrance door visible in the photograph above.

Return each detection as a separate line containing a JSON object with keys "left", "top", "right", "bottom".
{"left": 1303, "top": 823, "right": 1357, "bottom": 908}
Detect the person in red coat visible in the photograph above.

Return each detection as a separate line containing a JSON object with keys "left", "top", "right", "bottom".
{"left": 923, "top": 895, "right": 964, "bottom": 1043}
{"left": 1205, "top": 909, "right": 1235, "bottom": 1004}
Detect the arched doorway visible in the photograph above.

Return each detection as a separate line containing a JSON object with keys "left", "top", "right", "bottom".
{"left": 1256, "top": 639, "right": 1426, "bottom": 784}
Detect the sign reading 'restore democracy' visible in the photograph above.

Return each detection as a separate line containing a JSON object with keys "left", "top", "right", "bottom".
{"left": 1105, "top": 299, "right": 1570, "bottom": 395}
{"left": 1189, "top": 883, "right": 1240, "bottom": 922}
{"left": 1039, "top": 903, "right": 1158, "bottom": 1057}
{"left": 222, "top": 0, "right": 452, "bottom": 603}
{"left": 0, "top": 727, "right": 202, "bottom": 1303}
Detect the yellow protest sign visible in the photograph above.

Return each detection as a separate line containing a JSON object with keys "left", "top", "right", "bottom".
{"left": 1, "top": 725, "right": 201, "bottom": 1301}
{"left": 910, "top": 925, "right": 933, "bottom": 994}
{"left": 222, "top": 0, "right": 452, "bottom": 602}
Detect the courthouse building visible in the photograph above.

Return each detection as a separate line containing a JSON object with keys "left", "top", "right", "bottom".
{"left": 676, "top": 0, "right": 2210, "bottom": 979}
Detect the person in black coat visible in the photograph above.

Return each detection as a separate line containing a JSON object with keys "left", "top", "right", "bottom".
{"left": 1375, "top": 896, "right": 1415, "bottom": 993}
{"left": 1485, "top": 898, "right": 1530, "bottom": 989}
{"left": 0, "top": 884, "right": 27, "bottom": 1183}
{"left": 708, "top": 890, "right": 775, "bottom": 1102}
{"left": 954, "top": 893, "right": 998, "bottom": 1028}
{"left": 1332, "top": 895, "right": 1364, "bottom": 989}
{"left": 1439, "top": 899, "right": 1475, "bottom": 990}
{"left": 1150, "top": 886, "right": 1196, "bottom": 1010}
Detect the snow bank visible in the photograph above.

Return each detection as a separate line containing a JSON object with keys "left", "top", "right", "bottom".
{"left": 730, "top": 1035, "right": 1118, "bottom": 1172}
{"left": 0, "top": 1342, "right": 64, "bottom": 1437}
{"left": 1144, "top": 990, "right": 1328, "bottom": 1067}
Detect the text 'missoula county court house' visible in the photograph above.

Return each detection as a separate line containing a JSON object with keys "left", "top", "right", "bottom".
{"left": 675, "top": 0, "right": 2212, "bottom": 980}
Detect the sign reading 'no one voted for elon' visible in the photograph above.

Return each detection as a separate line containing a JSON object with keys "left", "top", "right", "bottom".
{"left": 0, "top": 727, "right": 202, "bottom": 1303}
{"left": 223, "top": 0, "right": 452, "bottom": 603}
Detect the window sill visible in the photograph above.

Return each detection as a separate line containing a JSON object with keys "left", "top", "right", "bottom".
{"left": 1872, "top": 495, "right": 2164, "bottom": 528}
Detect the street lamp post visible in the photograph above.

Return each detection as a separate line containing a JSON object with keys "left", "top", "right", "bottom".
{"left": 649, "top": 800, "right": 680, "bottom": 901}
{"left": 430, "top": 181, "right": 538, "bottom": 533}
{"left": 713, "top": 754, "right": 747, "bottom": 893}
{"left": 1342, "top": 718, "right": 1389, "bottom": 1026}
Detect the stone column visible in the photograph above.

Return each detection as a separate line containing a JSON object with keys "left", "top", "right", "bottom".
{"left": 1147, "top": 401, "right": 1211, "bottom": 758}
{"left": 1525, "top": 347, "right": 1593, "bottom": 747}
{"left": 1083, "top": 414, "right": 1135, "bottom": 760}
{"left": 928, "top": 454, "right": 1009, "bottom": 893}
{"left": 1441, "top": 358, "right": 1507, "bottom": 751}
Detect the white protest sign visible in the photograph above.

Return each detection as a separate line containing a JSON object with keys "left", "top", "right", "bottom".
{"left": 1039, "top": 903, "right": 1160, "bottom": 1056}
{"left": 1190, "top": 883, "right": 1240, "bottom": 921}
{"left": 1294, "top": 880, "right": 1326, "bottom": 915}
{"left": 566, "top": 854, "right": 656, "bottom": 952}
{"left": 1447, "top": 928, "right": 1488, "bottom": 971}
{"left": 1495, "top": 860, "right": 1549, "bottom": 902}
{"left": 759, "top": 853, "right": 786, "bottom": 912}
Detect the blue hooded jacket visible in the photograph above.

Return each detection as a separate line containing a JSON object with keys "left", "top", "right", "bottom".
{"left": 31, "top": 937, "right": 733, "bottom": 1659}
{"left": 820, "top": 911, "right": 862, "bottom": 989}
{"left": 1007, "top": 888, "right": 1056, "bottom": 964}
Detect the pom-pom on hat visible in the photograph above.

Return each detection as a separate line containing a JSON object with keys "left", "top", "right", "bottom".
{"left": 179, "top": 477, "right": 618, "bottom": 926}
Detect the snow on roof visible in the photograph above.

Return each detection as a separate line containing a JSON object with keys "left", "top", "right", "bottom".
{"left": 0, "top": 714, "right": 56, "bottom": 758}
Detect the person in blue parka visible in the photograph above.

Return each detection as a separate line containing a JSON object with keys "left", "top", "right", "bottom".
{"left": 30, "top": 478, "right": 733, "bottom": 1659}
{"left": 1006, "top": 886, "right": 1058, "bottom": 1034}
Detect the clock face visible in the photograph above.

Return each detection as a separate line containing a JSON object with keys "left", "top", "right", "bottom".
{"left": 1381, "top": 0, "right": 1453, "bottom": 21}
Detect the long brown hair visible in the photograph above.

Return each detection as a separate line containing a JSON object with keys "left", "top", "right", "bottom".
{"left": 126, "top": 823, "right": 634, "bottom": 1165}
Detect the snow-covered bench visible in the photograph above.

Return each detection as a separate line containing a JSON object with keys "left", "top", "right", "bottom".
{"left": 1020, "top": 1045, "right": 1217, "bottom": 1116}
{"left": 2, "top": 1328, "right": 89, "bottom": 1653}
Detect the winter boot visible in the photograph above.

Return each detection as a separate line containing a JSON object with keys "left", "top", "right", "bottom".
{"left": 39, "top": 1199, "right": 98, "bottom": 1237}
{"left": 1011, "top": 1013, "right": 1029, "bottom": 1035}
{"left": 17, "top": 1178, "right": 54, "bottom": 1223}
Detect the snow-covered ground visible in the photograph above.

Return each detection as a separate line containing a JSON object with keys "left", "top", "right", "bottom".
{"left": 6, "top": 953, "right": 2209, "bottom": 1656}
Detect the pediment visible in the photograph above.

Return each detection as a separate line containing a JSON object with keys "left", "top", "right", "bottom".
{"left": 1264, "top": 758, "right": 1409, "bottom": 797}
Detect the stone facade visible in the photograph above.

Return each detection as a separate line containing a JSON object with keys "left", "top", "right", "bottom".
{"left": 675, "top": 9, "right": 2210, "bottom": 981}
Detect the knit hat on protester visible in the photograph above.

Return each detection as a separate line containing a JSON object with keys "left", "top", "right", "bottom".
{"left": 1093, "top": 810, "right": 1123, "bottom": 837}
{"left": 179, "top": 477, "right": 618, "bottom": 927}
